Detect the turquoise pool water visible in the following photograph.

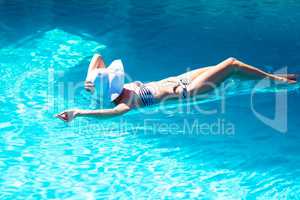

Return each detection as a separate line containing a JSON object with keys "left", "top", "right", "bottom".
{"left": 1, "top": 0, "right": 300, "bottom": 199}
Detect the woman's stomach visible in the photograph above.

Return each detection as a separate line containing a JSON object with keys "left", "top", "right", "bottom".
{"left": 145, "top": 80, "right": 180, "bottom": 102}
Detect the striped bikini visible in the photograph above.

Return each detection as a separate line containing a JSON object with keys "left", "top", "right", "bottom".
{"left": 177, "top": 78, "right": 190, "bottom": 98}
{"left": 137, "top": 77, "right": 191, "bottom": 107}
{"left": 138, "top": 84, "right": 155, "bottom": 106}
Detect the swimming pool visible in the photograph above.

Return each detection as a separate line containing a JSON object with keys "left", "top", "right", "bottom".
{"left": 1, "top": 0, "right": 300, "bottom": 199}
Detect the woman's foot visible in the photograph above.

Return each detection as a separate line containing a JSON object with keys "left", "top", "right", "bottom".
{"left": 275, "top": 74, "right": 298, "bottom": 84}
{"left": 287, "top": 79, "right": 297, "bottom": 84}
{"left": 276, "top": 74, "right": 298, "bottom": 81}
{"left": 276, "top": 76, "right": 297, "bottom": 84}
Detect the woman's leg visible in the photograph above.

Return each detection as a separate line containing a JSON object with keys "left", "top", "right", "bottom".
{"left": 158, "top": 66, "right": 212, "bottom": 84}
{"left": 186, "top": 57, "right": 296, "bottom": 95}
{"left": 232, "top": 59, "right": 291, "bottom": 81}
{"left": 176, "top": 66, "right": 212, "bottom": 81}
{"left": 234, "top": 60, "right": 297, "bottom": 81}
{"left": 175, "top": 60, "right": 296, "bottom": 82}
{"left": 85, "top": 54, "right": 106, "bottom": 92}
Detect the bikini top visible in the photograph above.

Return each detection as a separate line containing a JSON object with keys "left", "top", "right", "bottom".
{"left": 135, "top": 82, "right": 155, "bottom": 107}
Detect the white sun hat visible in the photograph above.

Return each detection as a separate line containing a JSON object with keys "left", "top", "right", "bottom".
{"left": 105, "top": 59, "right": 125, "bottom": 101}
{"left": 86, "top": 59, "right": 125, "bottom": 103}
{"left": 95, "top": 59, "right": 125, "bottom": 102}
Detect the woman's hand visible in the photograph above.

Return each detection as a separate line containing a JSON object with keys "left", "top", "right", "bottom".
{"left": 55, "top": 109, "right": 80, "bottom": 122}
{"left": 84, "top": 81, "right": 95, "bottom": 93}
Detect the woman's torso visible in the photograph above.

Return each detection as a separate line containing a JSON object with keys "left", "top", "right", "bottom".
{"left": 115, "top": 78, "right": 183, "bottom": 107}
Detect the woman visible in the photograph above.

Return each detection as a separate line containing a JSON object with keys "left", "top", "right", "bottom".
{"left": 56, "top": 54, "right": 296, "bottom": 122}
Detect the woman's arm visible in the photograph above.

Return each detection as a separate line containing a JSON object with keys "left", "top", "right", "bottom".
{"left": 78, "top": 103, "right": 130, "bottom": 117}
{"left": 85, "top": 54, "right": 106, "bottom": 92}
{"left": 56, "top": 103, "right": 131, "bottom": 122}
